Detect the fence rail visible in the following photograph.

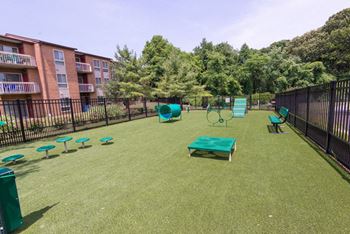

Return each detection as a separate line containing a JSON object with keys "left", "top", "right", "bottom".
{"left": 276, "top": 79, "right": 350, "bottom": 170}
{"left": 0, "top": 95, "right": 275, "bottom": 147}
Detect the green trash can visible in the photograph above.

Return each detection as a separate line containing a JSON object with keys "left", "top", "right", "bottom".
{"left": 0, "top": 168, "right": 23, "bottom": 233}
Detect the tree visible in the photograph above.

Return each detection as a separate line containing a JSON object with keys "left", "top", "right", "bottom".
{"left": 140, "top": 35, "right": 176, "bottom": 89}
{"left": 154, "top": 51, "right": 204, "bottom": 98}
{"left": 105, "top": 45, "right": 143, "bottom": 98}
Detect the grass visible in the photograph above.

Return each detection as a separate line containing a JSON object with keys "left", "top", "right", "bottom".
{"left": 1, "top": 110, "right": 350, "bottom": 233}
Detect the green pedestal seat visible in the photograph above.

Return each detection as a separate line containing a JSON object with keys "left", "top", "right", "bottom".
{"left": 36, "top": 145, "right": 56, "bottom": 159}
{"left": 100, "top": 137, "right": 113, "bottom": 144}
{"left": 2, "top": 154, "right": 24, "bottom": 164}
{"left": 56, "top": 136, "right": 73, "bottom": 153}
{"left": 75, "top": 138, "right": 90, "bottom": 148}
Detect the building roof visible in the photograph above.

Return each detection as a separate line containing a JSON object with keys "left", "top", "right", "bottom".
{"left": 5, "top": 33, "right": 77, "bottom": 50}
{"left": 0, "top": 35, "right": 29, "bottom": 44}
{"left": 3, "top": 33, "right": 112, "bottom": 60}
{"left": 75, "top": 51, "right": 112, "bottom": 61}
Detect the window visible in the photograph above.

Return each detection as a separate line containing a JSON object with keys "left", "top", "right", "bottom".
{"left": 54, "top": 50, "right": 65, "bottom": 65}
{"left": 0, "top": 73, "right": 22, "bottom": 82}
{"left": 75, "top": 57, "right": 81, "bottom": 62}
{"left": 93, "top": 60, "right": 100, "bottom": 70}
{"left": 56, "top": 74, "right": 68, "bottom": 88}
{"left": 0, "top": 45, "right": 18, "bottom": 53}
{"left": 102, "top": 61, "right": 109, "bottom": 72}
{"left": 95, "top": 77, "right": 102, "bottom": 85}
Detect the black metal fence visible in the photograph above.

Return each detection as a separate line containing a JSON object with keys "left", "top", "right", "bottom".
{"left": 0, "top": 97, "right": 162, "bottom": 147}
{"left": 276, "top": 79, "right": 350, "bottom": 170}
{"left": 0, "top": 94, "right": 275, "bottom": 147}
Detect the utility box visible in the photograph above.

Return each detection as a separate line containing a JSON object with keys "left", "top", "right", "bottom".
{"left": 0, "top": 168, "right": 23, "bottom": 233}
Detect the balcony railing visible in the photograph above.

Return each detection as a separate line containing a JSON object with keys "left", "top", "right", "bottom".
{"left": 76, "top": 62, "right": 92, "bottom": 73}
{"left": 0, "top": 82, "right": 40, "bottom": 94}
{"left": 79, "top": 84, "right": 94, "bottom": 93}
{"left": 0, "top": 51, "right": 37, "bottom": 68}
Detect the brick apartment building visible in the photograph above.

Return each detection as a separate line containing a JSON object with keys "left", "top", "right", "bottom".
{"left": 0, "top": 33, "right": 112, "bottom": 116}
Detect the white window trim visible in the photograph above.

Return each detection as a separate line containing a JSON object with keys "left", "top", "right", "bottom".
{"left": 56, "top": 74, "right": 68, "bottom": 88}
{"left": 102, "top": 61, "right": 109, "bottom": 72}
{"left": 0, "top": 72, "right": 23, "bottom": 82}
{"left": 53, "top": 49, "right": 65, "bottom": 64}
{"left": 93, "top": 59, "right": 100, "bottom": 70}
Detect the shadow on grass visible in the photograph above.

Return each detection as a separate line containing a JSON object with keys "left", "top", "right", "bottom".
{"left": 288, "top": 124, "right": 350, "bottom": 184}
{"left": 0, "top": 144, "right": 35, "bottom": 154}
{"left": 6, "top": 158, "right": 42, "bottom": 179}
{"left": 101, "top": 142, "right": 114, "bottom": 146}
{"left": 190, "top": 151, "right": 230, "bottom": 161}
{"left": 160, "top": 119, "right": 180, "bottom": 124}
{"left": 266, "top": 125, "right": 287, "bottom": 134}
{"left": 62, "top": 149, "right": 78, "bottom": 154}
{"left": 14, "top": 202, "right": 59, "bottom": 233}
{"left": 78, "top": 145, "right": 92, "bottom": 149}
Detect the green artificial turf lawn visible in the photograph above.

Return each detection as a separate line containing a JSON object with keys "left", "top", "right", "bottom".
{"left": 1, "top": 111, "right": 350, "bottom": 233}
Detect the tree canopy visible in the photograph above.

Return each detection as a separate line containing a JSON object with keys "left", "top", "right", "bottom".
{"left": 105, "top": 8, "right": 350, "bottom": 98}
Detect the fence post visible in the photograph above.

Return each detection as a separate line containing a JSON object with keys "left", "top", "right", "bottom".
{"left": 69, "top": 98, "right": 76, "bottom": 132}
{"left": 16, "top": 100, "right": 26, "bottom": 142}
{"left": 326, "top": 81, "right": 337, "bottom": 154}
{"left": 194, "top": 97, "right": 197, "bottom": 110}
{"left": 294, "top": 90, "right": 297, "bottom": 127}
{"left": 126, "top": 98, "right": 131, "bottom": 121}
{"left": 103, "top": 98, "right": 109, "bottom": 126}
{"left": 143, "top": 97, "right": 148, "bottom": 117}
{"left": 305, "top": 87, "right": 310, "bottom": 136}
{"left": 249, "top": 94, "right": 252, "bottom": 110}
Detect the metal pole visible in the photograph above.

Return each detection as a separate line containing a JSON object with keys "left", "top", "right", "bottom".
{"left": 294, "top": 90, "right": 297, "bottom": 127}
{"left": 143, "top": 97, "right": 148, "bottom": 117}
{"left": 69, "top": 98, "right": 76, "bottom": 132}
{"left": 103, "top": 98, "right": 108, "bottom": 126}
{"left": 305, "top": 87, "right": 310, "bottom": 136}
{"left": 126, "top": 98, "right": 131, "bottom": 121}
{"left": 16, "top": 99, "right": 26, "bottom": 142}
{"left": 326, "top": 81, "right": 337, "bottom": 153}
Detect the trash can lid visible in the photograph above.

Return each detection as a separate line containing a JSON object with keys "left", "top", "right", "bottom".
{"left": 0, "top": 167, "right": 13, "bottom": 176}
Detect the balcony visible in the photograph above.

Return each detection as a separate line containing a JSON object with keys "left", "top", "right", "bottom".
{"left": 0, "top": 82, "right": 40, "bottom": 95}
{"left": 76, "top": 62, "right": 92, "bottom": 73}
{"left": 0, "top": 51, "right": 37, "bottom": 68}
{"left": 79, "top": 83, "right": 94, "bottom": 93}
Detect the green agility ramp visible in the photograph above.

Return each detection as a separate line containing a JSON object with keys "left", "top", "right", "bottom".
{"left": 188, "top": 136, "right": 237, "bottom": 162}
{"left": 232, "top": 98, "right": 247, "bottom": 118}
{"left": 158, "top": 104, "right": 182, "bottom": 122}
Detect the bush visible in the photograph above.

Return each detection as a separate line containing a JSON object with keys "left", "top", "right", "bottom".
{"left": 53, "top": 119, "right": 68, "bottom": 130}
{"left": 107, "top": 104, "right": 125, "bottom": 118}
{"left": 28, "top": 122, "right": 45, "bottom": 133}
{"left": 251, "top": 92, "right": 275, "bottom": 105}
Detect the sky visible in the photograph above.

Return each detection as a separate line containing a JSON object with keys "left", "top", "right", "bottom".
{"left": 1, "top": 0, "right": 349, "bottom": 58}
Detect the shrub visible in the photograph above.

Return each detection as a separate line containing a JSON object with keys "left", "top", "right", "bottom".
{"left": 28, "top": 122, "right": 45, "bottom": 133}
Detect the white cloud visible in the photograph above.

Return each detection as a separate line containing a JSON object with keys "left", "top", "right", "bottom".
{"left": 215, "top": 0, "right": 350, "bottom": 49}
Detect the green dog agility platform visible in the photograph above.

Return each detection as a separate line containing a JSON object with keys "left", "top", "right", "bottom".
{"left": 188, "top": 136, "right": 237, "bottom": 162}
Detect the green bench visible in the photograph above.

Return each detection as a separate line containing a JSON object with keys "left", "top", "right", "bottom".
{"left": 268, "top": 107, "right": 289, "bottom": 133}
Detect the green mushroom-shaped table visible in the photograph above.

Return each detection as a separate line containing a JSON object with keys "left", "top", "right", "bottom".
{"left": 100, "top": 137, "right": 113, "bottom": 145}
{"left": 2, "top": 154, "right": 24, "bottom": 164}
{"left": 75, "top": 137, "right": 90, "bottom": 148}
{"left": 36, "top": 145, "right": 56, "bottom": 159}
{"left": 56, "top": 136, "right": 73, "bottom": 153}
